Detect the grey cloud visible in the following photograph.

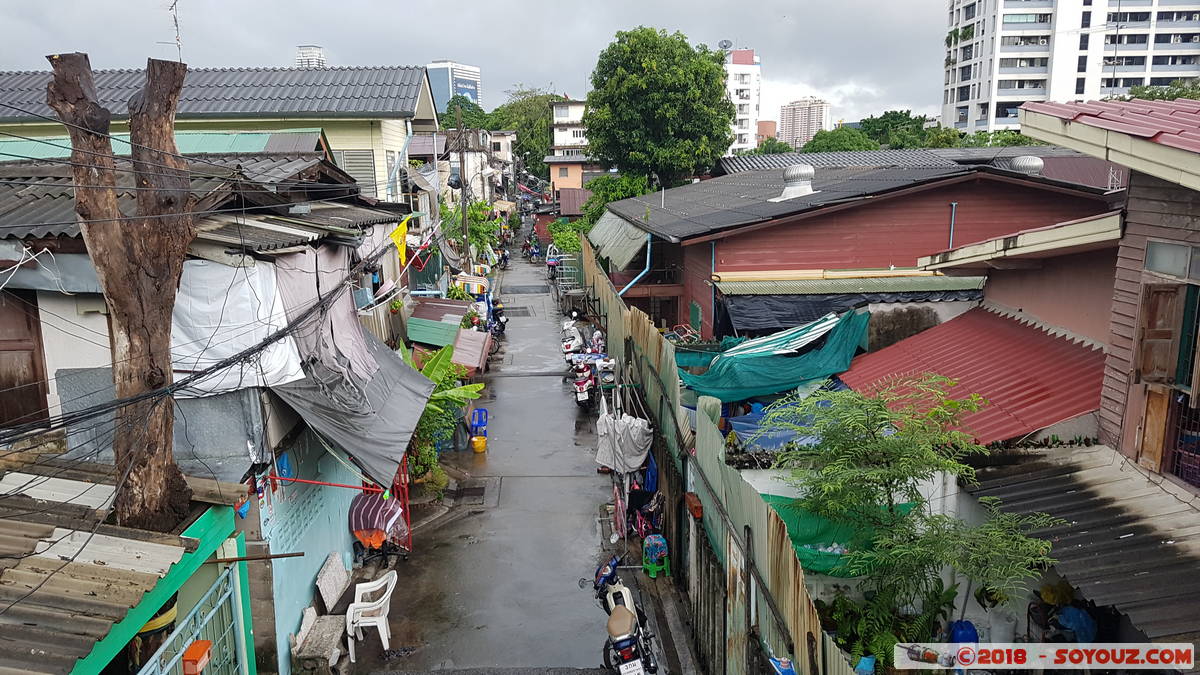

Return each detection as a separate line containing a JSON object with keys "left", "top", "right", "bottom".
{"left": 1, "top": 0, "right": 943, "bottom": 120}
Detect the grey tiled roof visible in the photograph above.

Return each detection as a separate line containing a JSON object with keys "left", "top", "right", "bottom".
{"left": 925, "top": 145, "right": 1086, "bottom": 162}
{"left": 0, "top": 66, "right": 427, "bottom": 122}
{"left": 717, "top": 149, "right": 958, "bottom": 174}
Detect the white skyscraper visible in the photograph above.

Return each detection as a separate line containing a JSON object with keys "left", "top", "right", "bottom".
{"left": 426, "top": 60, "right": 483, "bottom": 114}
{"left": 724, "top": 48, "right": 762, "bottom": 154}
{"left": 943, "top": 0, "right": 1200, "bottom": 133}
{"left": 779, "top": 98, "right": 832, "bottom": 148}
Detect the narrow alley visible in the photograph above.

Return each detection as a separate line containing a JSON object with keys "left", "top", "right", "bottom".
{"left": 355, "top": 245, "right": 619, "bottom": 673}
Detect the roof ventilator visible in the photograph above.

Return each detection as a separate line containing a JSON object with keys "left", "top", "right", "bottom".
{"left": 769, "top": 163, "right": 818, "bottom": 202}
{"left": 1009, "top": 155, "right": 1044, "bottom": 175}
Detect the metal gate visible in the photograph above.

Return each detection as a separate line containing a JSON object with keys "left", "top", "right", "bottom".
{"left": 139, "top": 565, "right": 244, "bottom": 675}
{"left": 690, "top": 519, "right": 727, "bottom": 675}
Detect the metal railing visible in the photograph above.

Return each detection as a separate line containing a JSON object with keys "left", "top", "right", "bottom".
{"left": 139, "top": 566, "right": 244, "bottom": 675}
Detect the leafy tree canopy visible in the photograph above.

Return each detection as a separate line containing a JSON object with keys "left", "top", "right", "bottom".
{"left": 488, "top": 85, "right": 566, "bottom": 180}
{"left": 923, "top": 125, "right": 963, "bottom": 148}
{"left": 584, "top": 27, "right": 734, "bottom": 186}
{"left": 1127, "top": 78, "right": 1200, "bottom": 100}
{"left": 801, "top": 127, "right": 881, "bottom": 153}
{"left": 439, "top": 94, "right": 489, "bottom": 129}
{"left": 548, "top": 173, "right": 651, "bottom": 252}
{"left": 736, "top": 136, "right": 794, "bottom": 155}
{"left": 958, "top": 129, "right": 1044, "bottom": 147}
{"left": 859, "top": 109, "right": 930, "bottom": 146}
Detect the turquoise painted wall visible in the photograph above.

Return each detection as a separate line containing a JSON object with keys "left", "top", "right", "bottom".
{"left": 259, "top": 429, "right": 358, "bottom": 675}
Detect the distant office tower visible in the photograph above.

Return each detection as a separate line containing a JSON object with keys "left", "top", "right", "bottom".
{"left": 756, "top": 120, "right": 778, "bottom": 145}
{"left": 779, "top": 98, "right": 831, "bottom": 148}
{"left": 295, "top": 45, "right": 326, "bottom": 68}
{"left": 427, "top": 60, "right": 483, "bottom": 113}
{"left": 943, "top": 0, "right": 1200, "bottom": 132}
{"left": 724, "top": 48, "right": 762, "bottom": 155}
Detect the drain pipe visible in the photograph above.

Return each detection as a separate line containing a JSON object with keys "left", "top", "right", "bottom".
{"left": 618, "top": 234, "right": 653, "bottom": 296}
{"left": 948, "top": 202, "right": 958, "bottom": 248}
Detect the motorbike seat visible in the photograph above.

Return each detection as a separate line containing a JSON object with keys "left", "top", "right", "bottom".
{"left": 607, "top": 606, "right": 638, "bottom": 640}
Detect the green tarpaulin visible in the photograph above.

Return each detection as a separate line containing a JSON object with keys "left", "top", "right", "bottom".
{"left": 674, "top": 336, "right": 748, "bottom": 368}
{"left": 762, "top": 493, "right": 916, "bottom": 577}
{"left": 678, "top": 310, "right": 868, "bottom": 402}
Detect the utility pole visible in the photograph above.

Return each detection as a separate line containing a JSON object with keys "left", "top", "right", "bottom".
{"left": 47, "top": 53, "right": 194, "bottom": 531}
{"left": 456, "top": 105, "right": 470, "bottom": 262}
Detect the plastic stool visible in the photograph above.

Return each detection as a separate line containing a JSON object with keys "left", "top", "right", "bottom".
{"left": 643, "top": 550, "right": 670, "bottom": 579}
{"left": 469, "top": 407, "right": 488, "bottom": 437}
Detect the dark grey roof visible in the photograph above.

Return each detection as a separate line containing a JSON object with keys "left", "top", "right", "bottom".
{"left": 0, "top": 153, "right": 376, "bottom": 244}
{"left": 0, "top": 66, "right": 426, "bottom": 122}
{"left": 969, "top": 446, "right": 1200, "bottom": 644}
{"left": 925, "top": 145, "right": 1087, "bottom": 162}
{"left": 717, "top": 149, "right": 958, "bottom": 175}
{"left": 607, "top": 165, "right": 970, "bottom": 241}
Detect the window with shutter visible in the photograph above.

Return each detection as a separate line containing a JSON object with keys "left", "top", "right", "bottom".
{"left": 332, "top": 149, "right": 377, "bottom": 198}
{"left": 1137, "top": 284, "right": 1185, "bottom": 383}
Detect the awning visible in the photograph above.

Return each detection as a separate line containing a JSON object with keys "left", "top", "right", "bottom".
{"left": 920, "top": 211, "right": 1122, "bottom": 271}
{"left": 273, "top": 330, "right": 434, "bottom": 485}
{"left": 588, "top": 210, "right": 650, "bottom": 270}
{"left": 841, "top": 307, "right": 1105, "bottom": 444}
{"left": 407, "top": 317, "right": 459, "bottom": 347}
{"left": 723, "top": 289, "right": 983, "bottom": 333}
{"left": 679, "top": 310, "right": 869, "bottom": 402}
{"left": 452, "top": 328, "right": 491, "bottom": 377}
{"left": 969, "top": 445, "right": 1200, "bottom": 644}
{"left": 715, "top": 275, "right": 986, "bottom": 295}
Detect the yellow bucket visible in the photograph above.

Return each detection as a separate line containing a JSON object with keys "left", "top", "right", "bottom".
{"left": 471, "top": 435, "right": 488, "bottom": 453}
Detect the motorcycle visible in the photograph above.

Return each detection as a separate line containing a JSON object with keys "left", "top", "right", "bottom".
{"left": 572, "top": 358, "right": 597, "bottom": 407}
{"left": 488, "top": 302, "right": 508, "bottom": 341}
{"left": 499, "top": 249, "right": 510, "bottom": 270}
{"left": 581, "top": 555, "right": 659, "bottom": 675}
{"left": 562, "top": 320, "right": 585, "bottom": 365}
{"left": 530, "top": 241, "right": 542, "bottom": 263}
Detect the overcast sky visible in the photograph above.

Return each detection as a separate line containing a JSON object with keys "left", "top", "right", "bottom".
{"left": 4, "top": 0, "right": 945, "bottom": 123}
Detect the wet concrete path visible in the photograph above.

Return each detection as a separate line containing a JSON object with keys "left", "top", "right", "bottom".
{"left": 361, "top": 245, "right": 613, "bottom": 673}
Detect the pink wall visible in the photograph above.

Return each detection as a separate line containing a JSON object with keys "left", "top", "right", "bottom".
{"left": 983, "top": 248, "right": 1117, "bottom": 345}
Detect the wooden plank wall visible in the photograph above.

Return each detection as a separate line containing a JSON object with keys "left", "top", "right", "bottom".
{"left": 1103, "top": 172, "right": 1200, "bottom": 455}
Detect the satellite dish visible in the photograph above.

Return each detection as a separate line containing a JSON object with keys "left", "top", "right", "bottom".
{"left": 719, "top": 39, "right": 733, "bottom": 50}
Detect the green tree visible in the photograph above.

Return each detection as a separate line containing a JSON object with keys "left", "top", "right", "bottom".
{"left": 438, "top": 94, "right": 489, "bottom": 129}
{"left": 1127, "top": 78, "right": 1200, "bottom": 100}
{"left": 859, "top": 110, "right": 930, "bottom": 146}
{"left": 764, "top": 375, "right": 1060, "bottom": 664}
{"left": 488, "top": 85, "right": 566, "bottom": 180}
{"left": 737, "top": 136, "right": 794, "bottom": 155}
{"left": 959, "top": 130, "right": 1044, "bottom": 147}
{"left": 547, "top": 173, "right": 653, "bottom": 253}
{"left": 923, "top": 125, "right": 963, "bottom": 148}
{"left": 800, "top": 127, "right": 881, "bottom": 153}
{"left": 584, "top": 27, "right": 734, "bottom": 185}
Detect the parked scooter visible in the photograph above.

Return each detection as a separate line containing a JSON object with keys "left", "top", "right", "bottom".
{"left": 580, "top": 555, "right": 659, "bottom": 675}
{"left": 488, "top": 301, "right": 508, "bottom": 339}
{"left": 562, "top": 320, "right": 586, "bottom": 365}
{"left": 572, "top": 358, "right": 597, "bottom": 407}
{"left": 499, "top": 248, "right": 510, "bottom": 270}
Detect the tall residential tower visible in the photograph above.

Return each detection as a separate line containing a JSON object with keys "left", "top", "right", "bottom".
{"left": 779, "top": 97, "right": 831, "bottom": 148}
{"left": 942, "top": 0, "right": 1200, "bottom": 133}
{"left": 724, "top": 49, "right": 762, "bottom": 154}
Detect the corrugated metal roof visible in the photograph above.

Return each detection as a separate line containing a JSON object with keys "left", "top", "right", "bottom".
{"left": 968, "top": 445, "right": 1200, "bottom": 643}
{"left": 840, "top": 307, "right": 1105, "bottom": 444}
{"left": 558, "top": 187, "right": 592, "bottom": 217}
{"left": 717, "top": 149, "right": 958, "bottom": 174}
{"left": 452, "top": 328, "right": 490, "bottom": 376}
{"left": 715, "top": 275, "right": 987, "bottom": 295}
{"left": 0, "top": 129, "right": 323, "bottom": 161}
{"left": 409, "top": 134, "right": 446, "bottom": 157}
{"left": 409, "top": 297, "right": 471, "bottom": 322}
{"left": 588, "top": 210, "right": 649, "bottom": 271}
{"left": 407, "top": 317, "right": 460, "bottom": 347}
{"left": 1022, "top": 98, "right": 1200, "bottom": 154}
{"left": 0, "top": 66, "right": 427, "bottom": 122}
{"left": 0, "top": 473, "right": 186, "bottom": 674}
{"left": 925, "top": 145, "right": 1088, "bottom": 161}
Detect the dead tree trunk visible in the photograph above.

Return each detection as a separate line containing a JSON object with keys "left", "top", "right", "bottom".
{"left": 46, "top": 53, "right": 193, "bottom": 531}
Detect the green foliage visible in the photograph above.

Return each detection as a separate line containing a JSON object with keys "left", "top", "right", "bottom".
{"left": 766, "top": 375, "right": 1061, "bottom": 664}
{"left": 801, "top": 127, "right": 881, "bottom": 153}
{"left": 548, "top": 217, "right": 588, "bottom": 252}
{"left": 443, "top": 200, "right": 502, "bottom": 252}
{"left": 737, "top": 136, "right": 795, "bottom": 155}
{"left": 1127, "top": 78, "right": 1200, "bottom": 100}
{"left": 581, "top": 173, "right": 651, "bottom": 227}
{"left": 446, "top": 284, "right": 472, "bottom": 301}
{"left": 923, "top": 125, "right": 964, "bottom": 148}
{"left": 488, "top": 85, "right": 566, "bottom": 178}
{"left": 958, "top": 129, "right": 1044, "bottom": 147}
{"left": 584, "top": 27, "right": 735, "bottom": 185}
{"left": 945, "top": 28, "right": 960, "bottom": 48}
{"left": 399, "top": 344, "right": 484, "bottom": 478}
{"left": 439, "top": 94, "right": 489, "bottom": 129}
{"left": 859, "top": 110, "right": 931, "bottom": 148}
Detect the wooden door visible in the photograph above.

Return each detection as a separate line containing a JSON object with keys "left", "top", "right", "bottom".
{"left": 0, "top": 291, "right": 47, "bottom": 426}
{"left": 1139, "top": 385, "right": 1171, "bottom": 472}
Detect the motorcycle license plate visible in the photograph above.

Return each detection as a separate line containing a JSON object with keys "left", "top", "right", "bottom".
{"left": 619, "top": 662, "right": 645, "bottom": 675}
{"left": 576, "top": 391, "right": 589, "bottom": 401}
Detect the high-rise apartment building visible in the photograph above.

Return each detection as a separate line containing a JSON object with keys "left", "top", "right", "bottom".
{"left": 778, "top": 97, "right": 831, "bottom": 148}
{"left": 943, "top": 0, "right": 1200, "bottom": 133}
{"left": 426, "top": 60, "right": 482, "bottom": 113}
{"left": 295, "top": 45, "right": 326, "bottom": 68}
{"left": 724, "top": 49, "right": 762, "bottom": 154}
{"left": 756, "top": 120, "right": 778, "bottom": 144}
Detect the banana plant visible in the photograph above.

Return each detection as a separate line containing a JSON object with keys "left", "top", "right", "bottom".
{"left": 399, "top": 343, "right": 484, "bottom": 413}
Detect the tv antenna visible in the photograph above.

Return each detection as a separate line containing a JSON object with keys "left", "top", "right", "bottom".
{"left": 718, "top": 39, "right": 733, "bottom": 50}
{"left": 156, "top": 0, "right": 183, "bottom": 61}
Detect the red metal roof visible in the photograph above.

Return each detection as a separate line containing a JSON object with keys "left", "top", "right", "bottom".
{"left": 840, "top": 308, "right": 1105, "bottom": 444}
{"left": 559, "top": 187, "right": 593, "bottom": 217}
{"left": 1022, "top": 99, "right": 1200, "bottom": 154}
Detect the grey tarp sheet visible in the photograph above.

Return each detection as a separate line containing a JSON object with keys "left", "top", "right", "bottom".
{"left": 723, "top": 290, "right": 983, "bottom": 333}
{"left": 272, "top": 331, "right": 433, "bottom": 485}
{"left": 595, "top": 397, "right": 654, "bottom": 473}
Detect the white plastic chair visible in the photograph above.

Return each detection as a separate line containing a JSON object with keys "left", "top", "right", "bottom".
{"left": 345, "top": 570, "right": 398, "bottom": 663}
